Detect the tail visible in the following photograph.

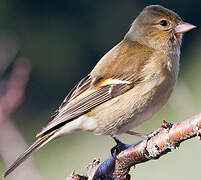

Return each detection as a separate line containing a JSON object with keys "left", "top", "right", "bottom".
{"left": 3, "top": 130, "right": 56, "bottom": 178}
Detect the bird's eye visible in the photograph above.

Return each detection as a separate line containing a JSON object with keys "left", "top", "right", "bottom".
{"left": 160, "top": 20, "right": 168, "bottom": 26}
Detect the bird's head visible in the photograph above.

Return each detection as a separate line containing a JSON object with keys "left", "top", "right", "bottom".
{"left": 126, "top": 5, "right": 196, "bottom": 51}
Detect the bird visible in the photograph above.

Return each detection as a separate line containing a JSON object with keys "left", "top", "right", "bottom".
{"left": 3, "top": 4, "right": 196, "bottom": 178}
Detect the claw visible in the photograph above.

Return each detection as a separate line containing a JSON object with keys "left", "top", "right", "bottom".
{"left": 111, "top": 136, "right": 127, "bottom": 157}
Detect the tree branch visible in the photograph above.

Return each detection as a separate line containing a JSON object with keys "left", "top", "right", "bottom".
{"left": 67, "top": 112, "right": 201, "bottom": 180}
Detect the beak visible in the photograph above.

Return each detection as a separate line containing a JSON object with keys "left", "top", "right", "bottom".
{"left": 175, "top": 21, "right": 196, "bottom": 34}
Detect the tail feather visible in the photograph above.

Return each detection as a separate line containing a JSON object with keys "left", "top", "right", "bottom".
{"left": 3, "top": 130, "right": 56, "bottom": 178}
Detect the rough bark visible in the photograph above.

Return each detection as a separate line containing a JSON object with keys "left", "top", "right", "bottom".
{"left": 67, "top": 113, "right": 201, "bottom": 180}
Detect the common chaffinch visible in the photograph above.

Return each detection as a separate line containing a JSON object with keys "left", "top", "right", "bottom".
{"left": 3, "top": 4, "right": 196, "bottom": 177}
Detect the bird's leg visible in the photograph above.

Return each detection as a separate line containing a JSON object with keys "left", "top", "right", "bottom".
{"left": 112, "top": 136, "right": 124, "bottom": 145}
{"left": 126, "top": 131, "right": 147, "bottom": 139}
{"left": 110, "top": 136, "right": 127, "bottom": 158}
{"left": 127, "top": 126, "right": 167, "bottom": 139}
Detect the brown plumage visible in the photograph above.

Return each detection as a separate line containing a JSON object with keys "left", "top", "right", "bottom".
{"left": 3, "top": 5, "right": 196, "bottom": 178}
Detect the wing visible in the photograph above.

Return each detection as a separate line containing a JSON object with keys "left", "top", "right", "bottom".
{"left": 37, "top": 75, "right": 138, "bottom": 137}
{"left": 37, "top": 39, "right": 153, "bottom": 137}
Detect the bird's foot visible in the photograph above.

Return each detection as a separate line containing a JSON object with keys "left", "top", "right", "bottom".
{"left": 110, "top": 136, "right": 127, "bottom": 158}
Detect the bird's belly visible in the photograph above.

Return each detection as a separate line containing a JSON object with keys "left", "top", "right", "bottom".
{"left": 116, "top": 94, "right": 166, "bottom": 134}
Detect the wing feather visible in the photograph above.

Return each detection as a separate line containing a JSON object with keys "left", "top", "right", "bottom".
{"left": 37, "top": 80, "right": 134, "bottom": 137}
{"left": 37, "top": 40, "right": 153, "bottom": 137}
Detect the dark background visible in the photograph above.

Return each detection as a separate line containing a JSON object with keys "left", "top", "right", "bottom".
{"left": 0, "top": 1, "right": 200, "bottom": 180}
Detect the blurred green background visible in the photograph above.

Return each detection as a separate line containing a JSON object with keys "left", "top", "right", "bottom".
{"left": 0, "top": 0, "right": 200, "bottom": 180}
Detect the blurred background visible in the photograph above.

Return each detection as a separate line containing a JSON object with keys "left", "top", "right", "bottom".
{"left": 0, "top": 0, "right": 200, "bottom": 179}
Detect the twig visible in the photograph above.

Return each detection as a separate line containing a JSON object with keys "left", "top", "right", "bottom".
{"left": 67, "top": 112, "right": 201, "bottom": 180}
